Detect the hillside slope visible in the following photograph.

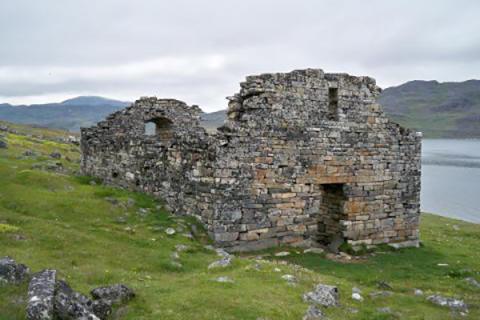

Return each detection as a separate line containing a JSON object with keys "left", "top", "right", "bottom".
{"left": 0, "top": 123, "right": 479, "bottom": 319}
{"left": 378, "top": 80, "right": 480, "bottom": 138}
{"left": 0, "top": 96, "right": 129, "bottom": 132}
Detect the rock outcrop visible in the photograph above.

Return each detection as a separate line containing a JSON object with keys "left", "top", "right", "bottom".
{"left": 0, "top": 257, "right": 134, "bottom": 320}
{"left": 303, "top": 283, "right": 340, "bottom": 307}
{"left": 27, "top": 269, "right": 57, "bottom": 320}
{"left": 0, "top": 256, "right": 30, "bottom": 284}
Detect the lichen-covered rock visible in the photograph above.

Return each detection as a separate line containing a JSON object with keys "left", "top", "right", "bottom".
{"left": 91, "top": 299, "right": 113, "bottom": 320}
{"left": 90, "top": 284, "right": 135, "bottom": 304}
{"left": 0, "top": 256, "right": 30, "bottom": 284}
{"left": 0, "top": 140, "right": 7, "bottom": 149}
{"left": 303, "top": 284, "right": 339, "bottom": 307}
{"left": 214, "top": 276, "right": 234, "bottom": 283}
{"left": 427, "top": 295, "right": 468, "bottom": 311}
{"left": 54, "top": 280, "right": 101, "bottom": 320}
{"left": 81, "top": 69, "right": 422, "bottom": 252}
{"left": 208, "top": 256, "right": 232, "bottom": 269}
{"left": 303, "top": 305, "right": 325, "bottom": 320}
{"left": 27, "top": 269, "right": 56, "bottom": 320}
{"left": 465, "top": 277, "right": 480, "bottom": 288}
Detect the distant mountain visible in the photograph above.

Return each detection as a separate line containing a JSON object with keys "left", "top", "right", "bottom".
{"left": 0, "top": 96, "right": 130, "bottom": 131}
{"left": 200, "top": 110, "right": 227, "bottom": 132}
{"left": 378, "top": 80, "right": 480, "bottom": 138}
{"left": 1, "top": 80, "right": 479, "bottom": 137}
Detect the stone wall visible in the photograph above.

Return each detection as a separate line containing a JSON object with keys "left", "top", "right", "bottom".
{"left": 81, "top": 69, "right": 421, "bottom": 252}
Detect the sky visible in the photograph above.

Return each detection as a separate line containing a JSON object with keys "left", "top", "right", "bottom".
{"left": 0, "top": 0, "right": 479, "bottom": 111}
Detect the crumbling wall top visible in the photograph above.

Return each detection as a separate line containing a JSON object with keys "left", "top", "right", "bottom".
{"left": 221, "top": 69, "right": 383, "bottom": 133}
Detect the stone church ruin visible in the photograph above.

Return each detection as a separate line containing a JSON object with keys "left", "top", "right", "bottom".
{"left": 81, "top": 69, "right": 421, "bottom": 252}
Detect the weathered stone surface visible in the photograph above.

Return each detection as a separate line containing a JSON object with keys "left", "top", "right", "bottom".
{"left": 165, "top": 228, "right": 176, "bottom": 235}
{"left": 377, "top": 307, "right": 392, "bottom": 314}
{"left": 351, "top": 292, "right": 363, "bottom": 301}
{"left": 427, "top": 295, "right": 468, "bottom": 311}
{"left": 208, "top": 257, "right": 232, "bottom": 269}
{"left": 81, "top": 69, "right": 421, "bottom": 251}
{"left": 50, "top": 152, "right": 62, "bottom": 159}
{"left": 414, "top": 289, "right": 424, "bottom": 296}
{"left": 54, "top": 280, "right": 102, "bottom": 320}
{"left": 281, "top": 274, "right": 297, "bottom": 285}
{"left": 214, "top": 276, "right": 234, "bottom": 283}
{"left": 91, "top": 300, "right": 112, "bottom": 320}
{"left": 0, "top": 256, "right": 30, "bottom": 284}
{"left": 302, "top": 305, "right": 325, "bottom": 320}
{"left": 27, "top": 269, "right": 56, "bottom": 320}
{"left": 303, "top": 284, "right": 339, "bottom": 307}
{"left": 465, "top": 277, "right": 480, "bottom": 288}
{"left": 90, "top": 284, "right": 135, "bottom": 305}
{"left": 0, "top": 139, "right": 7, "bottom": 149}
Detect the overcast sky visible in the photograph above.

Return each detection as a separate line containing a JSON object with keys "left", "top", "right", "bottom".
{"left": 1, "top": 0, "right": 479, "bottom": 111}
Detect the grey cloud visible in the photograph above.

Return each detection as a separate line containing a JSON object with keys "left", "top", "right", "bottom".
{"left": 0, "top": 0, "right": 479, "bottom": 110}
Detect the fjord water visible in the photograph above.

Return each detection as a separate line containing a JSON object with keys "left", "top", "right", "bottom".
{"left": 421, "top": 139, "right": 480, "bottom": 223}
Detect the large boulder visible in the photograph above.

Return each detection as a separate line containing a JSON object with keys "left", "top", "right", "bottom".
{"left": 0, "top": 256, "right": 30, "bottom": 284}
{"left": 90, "top": 284, "right": 135, "bottom": 305}
{"left": 27, "top": 269, "right": 56, "bottom": 320}
{"left": 303, "top": 284, "right": 340, "bottom": 307}
{"left": 0, "top": 139, "right": 7, "bottom": 149}
{"left": 54, "top": 280, "right": 106, "bottom": 320}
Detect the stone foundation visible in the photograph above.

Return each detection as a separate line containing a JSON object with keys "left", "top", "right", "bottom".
{"left": 81, "top": 69, "right": 421, "bottom": 251}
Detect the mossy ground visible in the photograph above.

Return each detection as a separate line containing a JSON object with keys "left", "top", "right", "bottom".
{"left": 0, "top": 125, "right": 479, "bottom": 319}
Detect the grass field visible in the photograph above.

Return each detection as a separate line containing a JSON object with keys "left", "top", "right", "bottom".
{"left": 0, "top": 124, "right": 479, "bottom": 319}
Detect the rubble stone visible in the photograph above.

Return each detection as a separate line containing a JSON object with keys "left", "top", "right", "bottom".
{"left": 0, "top": 256, "right": 30, "bottom": 284}
{"left": 54, "top": 280, "right": 102, "bottom": 320}
{"left": 303, "top": 305, "right": 325, "bottom": 319}
{"left": 303, "top": 284, "right": 339, "bottom": 307}
{"left": 90, "top": 284, "right": 135, "bottom": 305}
{"left": 27, "top": 269, "right": 56, "bottom": 320}
{"left": 427, "top": 295, "right": 468, "bottom": 312}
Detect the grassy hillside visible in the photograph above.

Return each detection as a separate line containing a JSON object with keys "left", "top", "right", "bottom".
{"left": 0, "top": 97, "right": 129, "bottom": 132}
{"left": 379, "top": 80, "right": 480, "bottom": 138}
{"left": 0, "top": 125, "right": 479, "bottom": 319}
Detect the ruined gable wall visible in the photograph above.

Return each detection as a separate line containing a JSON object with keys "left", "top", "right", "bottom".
{"left": 81, "top": 69, "right": 421, "bottom": 252}
{"left": 208, "top": 70, "right": 421, "bottom": 251}
{"left": 81, "top": 98, "right": 217, "bottom": 221}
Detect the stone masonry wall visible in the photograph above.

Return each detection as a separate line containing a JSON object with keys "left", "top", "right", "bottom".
{"left": 81, "top": 69, "right": 421, "bottom": 252}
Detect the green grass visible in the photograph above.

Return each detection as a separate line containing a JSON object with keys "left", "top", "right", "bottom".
{"left": 1, "top": 125, "right": 479, "bottom": 319}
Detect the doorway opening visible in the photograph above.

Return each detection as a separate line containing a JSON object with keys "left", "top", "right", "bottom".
{"left": 318, "top": 183, "right": 347, "bottom": 251}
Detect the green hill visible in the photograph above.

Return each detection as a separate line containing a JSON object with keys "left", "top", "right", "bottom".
{"left": 0, "top": 123, "right": 479, "bottom": 319}
{"left": 378, "top": 80, "right": 480, "bottom": 138}
{"left": 0, "top": 96, "right": 129, "bottom": 132}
